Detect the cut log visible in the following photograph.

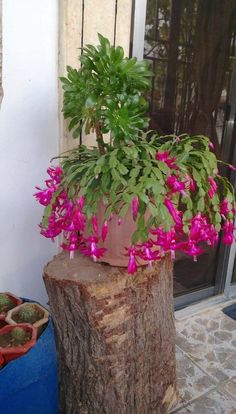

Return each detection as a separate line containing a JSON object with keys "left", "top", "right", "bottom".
{"left": 44, "top": 252, "right": 177, "bottom": 414}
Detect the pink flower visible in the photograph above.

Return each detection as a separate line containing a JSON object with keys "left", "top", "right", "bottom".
{"left": 229, "top": 164, "right": 236, "bottom": 171}
{"left": 118, "top": 217, "right": 122, "bottom": 226}
{"left": 166, "top": 175, "right": 186, "bottom": 196}
{"left": 46, "top": 166, "right": 63, "bottom": 184}
{"left": 34, "top": 187, "right": 54, "bottom": 206}
{"left": 209, "top": 142, "right": 215, "bottom": 150}
{"left": 132, "top": 196, "right": 139, "bottom": 218}
{"left": 188, "top": 175, "right": 196, "bottom": 192}
{"left": 220, "top": 198, "right": 230, "bottom": 216}
{"left": 77, "top": 196, "right": 85, "bottom": 211}
{"left": 164, "top": 198, "right": 182, "bottom": 226}
{"left": 61, "top": 233, "right": 79, "bottom": 259}
{"left": 222, "top": 221, "right": 235, "bottom": 245}
{"left": 127, "top": 247, "right": 138, "bottom": 274}
{"left": 182, "top": 241, "right": 203, "bottom": 261}
{"left": 156, "top": 151, "right": 178, "bottom": 169}
{"left": 138, "top": 241, "right": 160, "bottom": 266}
{"left": 208, "top": 177, "right": 217, "bottom": 198}
{"left": 81, "top": 236, "right": 106, "bottom": 261}
{"left": 92, "top": 215, "right": 99, "bottom": 235}
{"left": 156, "top": 151, "right": 170, "bottom": 162}
{"left": 101, "top": 221, "right": 108, "bottom": 241}
{"left": 73, "top": 209, "right": 85, "bottom": 231}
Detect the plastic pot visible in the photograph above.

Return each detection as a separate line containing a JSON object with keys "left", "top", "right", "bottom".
{"left": 0, "top": 292, "right": 23, "bottom": 317}
{"left": 6, "top": 302, "right": 49, "bottom": 337}
{"left": 0, "top": 323, "right": 37, "bottom": 365}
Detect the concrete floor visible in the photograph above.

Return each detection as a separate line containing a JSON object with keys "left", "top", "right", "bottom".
{"left": 171, "top": 300, "right": 236, "bottom": 413}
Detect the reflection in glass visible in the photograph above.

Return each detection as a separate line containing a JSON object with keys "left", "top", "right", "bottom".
{"left": 144, "top": 0, "right": 236, "bottom": 295}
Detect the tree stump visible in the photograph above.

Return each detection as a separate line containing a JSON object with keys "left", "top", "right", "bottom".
{"left": 44, "top": 252, "right": 177, "bottom": 414}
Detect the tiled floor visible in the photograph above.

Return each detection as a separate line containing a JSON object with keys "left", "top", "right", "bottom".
{"left": 171, "top": 301, "right": 236, "bottom": 413}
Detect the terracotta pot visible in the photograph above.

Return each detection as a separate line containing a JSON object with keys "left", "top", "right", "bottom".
{"left": 0, "top": 323, "right": 37, "bottom": 365}
{"left": 5, "top": 303, "right": 49, "bottom": 337}
{"left": 96, "top": 203, "right": 148, "bottom": 267}
{"left": 0, "top": 292, "right": 23, "bottom": 317}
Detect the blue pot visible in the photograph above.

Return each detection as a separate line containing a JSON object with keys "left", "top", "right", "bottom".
{"left": 0, "top": 313, "right": 59, "bottom": 414}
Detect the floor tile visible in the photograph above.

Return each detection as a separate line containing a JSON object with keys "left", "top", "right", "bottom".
{"left": 219, "top": 377, "right": 236, "bottom": 401}
{"left": 174, "top": 347, "right": 215, "bottom": 408}
{"left": 174, "top": 390, "right": 236, "bottom": 413}
{"left": 176, "top": 308, "right": 236, "bottom": 381}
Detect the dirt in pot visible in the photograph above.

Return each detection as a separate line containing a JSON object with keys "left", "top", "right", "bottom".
{"left": 0, "top": 327, "right": 31, "bottom": 348}
{"left": 0, "top": 294, "right": 15, "bottom": 314}
{"left": 13, "top": 304, "right": 44, "bottom": 324}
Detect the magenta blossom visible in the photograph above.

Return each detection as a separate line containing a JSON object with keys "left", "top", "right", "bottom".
{"left": 229, "top": 164, "right": 236, "bottom": 171}
{"left": 34, "top": 187, "right": 55, "bottom": 206}
{"left": 61, "top": 233, "right": 79, "bottom": 259}
{"left": 138, "top": 241, "right": 160, "bottom": 266}
{"left": 101, "top": 221, "right": 108, "bottom": 241}
{"left": 220, "top": 198, "right": 230, "bottom": 216}
{"left": 222, "top": 221, "right": 235, "bottom": 245}
{"left": 81, "top": 236, "right": 106, "bottom": 261}
{"left": 180, "top": 241, "right": 203, "bottom": 261}
{"left": 208, "top": 177, "right": 217, "bottom": 198}
{"left": 132, "top": 196, "right": 139, "bottom": 218}
{"left": 166, "top": 175, "right": 186, "bottom": 196}
{"left": 156, "top": 150, "right": 178, "bottom": 169}
{"left": 77, "top": 195, "right": 85, "bottom": 211}
{"left": 127, "top": 247, "right": 138, "bottom": 274}
{"left": 47, "top": 166, "right": 63, "bottom": 182}
{"left": 92, "top": 215, "right": 99, "bottom": 235}
{"left": 164, "top": 198, "right": 182, "bottom": 226}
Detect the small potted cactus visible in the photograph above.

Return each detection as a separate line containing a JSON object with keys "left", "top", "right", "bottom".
{"left": 0, "top": 324, "right": 37, "bottom": 365}
{"left": 6, "top": 303, "right": 49, "bottom": 336}
{"left": 0, "top": 292, "right": 22, "bottom": 316}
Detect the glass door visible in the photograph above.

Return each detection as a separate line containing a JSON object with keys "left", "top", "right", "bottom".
{"left": 135, "top": 0, "right": 236, "bottom": 300}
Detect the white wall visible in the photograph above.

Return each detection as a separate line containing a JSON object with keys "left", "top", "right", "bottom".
{"left": 0, "top": 0, "right": 58, "bottom": 305}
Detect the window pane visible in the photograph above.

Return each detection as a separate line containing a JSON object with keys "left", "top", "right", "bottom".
{"left": 144, "top": 0, "right": 236, "bottom": 296}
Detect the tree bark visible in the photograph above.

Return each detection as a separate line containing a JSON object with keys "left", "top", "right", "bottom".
{"left": 44, "top": 252, "right": 177, "bottom": 414}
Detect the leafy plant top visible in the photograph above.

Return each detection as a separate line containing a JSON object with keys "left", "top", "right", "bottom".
{"left": 60, "top": 34, "right": 151, "bottom": 152}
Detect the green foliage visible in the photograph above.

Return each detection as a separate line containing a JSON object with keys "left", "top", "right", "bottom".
{"left": 18, "top": 305, "right": 37, "bottom": 322}
{"left": 11, "top": 327, "right": 27, "bottom": 343}
{"left": 57, "top": 133, "right": 235, "bottom": 239}
{"left": 60, "top": 34, "right": 151, "bottom": 148}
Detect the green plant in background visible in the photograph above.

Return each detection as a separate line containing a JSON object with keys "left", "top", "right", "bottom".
{"left": 35, "top": 34, "right": 236, "bottom": 274}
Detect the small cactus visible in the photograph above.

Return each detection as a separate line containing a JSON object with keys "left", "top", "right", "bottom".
{"left": 0, "top": 294, "right": 15, "bottom": 313}
{"left": 11, "top": 327, "right": 27, "bottom": 343}
{"left": 18, "top": 305, "right": 37, "bottom": 322}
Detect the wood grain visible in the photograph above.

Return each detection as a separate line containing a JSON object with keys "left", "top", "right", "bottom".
{"left": 44, "top": 252, "right": 177, "bottom": 413}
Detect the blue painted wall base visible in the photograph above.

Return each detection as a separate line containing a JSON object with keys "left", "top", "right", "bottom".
{"left": 0, "top": 313, "right": 59, "bottom": 414}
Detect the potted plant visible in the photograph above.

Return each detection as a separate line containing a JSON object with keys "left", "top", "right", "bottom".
{"left": 6, "top": 302, "right": 49, "bottom": 336}
{"left": 0, "top": 292, "right": 22, "bottom": 316}
{"left": 36, "top": 34, "right": 236, "bottom": 413}
{"left": 0, "top": 324, "right": 37, "bottom": 365}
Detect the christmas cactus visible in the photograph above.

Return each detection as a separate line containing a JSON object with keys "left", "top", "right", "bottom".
{"left": 35, "top": 35, "right": 236, "bottom": 274}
